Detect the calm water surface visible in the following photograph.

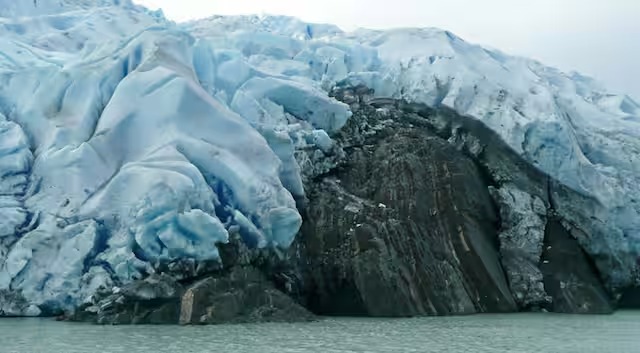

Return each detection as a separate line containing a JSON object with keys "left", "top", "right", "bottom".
{"left": 1, "top": 311, "right": 638, "bottom": 353}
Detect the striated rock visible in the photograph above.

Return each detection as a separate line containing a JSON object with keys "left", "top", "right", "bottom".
{"left": 298, "top": 94, "right": 517, "bottom": 316}
{"left": 292, "top": 85, "right": 617, "bottom": 316}
{"left": 541, "top": 220, "right": 614, "bottom": 313}
{"left": 179, "top": 267, "right": 314, "bottom": 325}
{"left": 396, "top": 100, "right": 637, "bottom": 295}
{"left": 489, "top": 185, "right": 551, "bottom": 309}
{"left": 548, "top": 182, "right": 639, "bottom": 293}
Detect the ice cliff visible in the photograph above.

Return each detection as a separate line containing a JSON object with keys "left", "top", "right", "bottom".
{"left": 0, "top": 1, "right": 637, "bottom": 315}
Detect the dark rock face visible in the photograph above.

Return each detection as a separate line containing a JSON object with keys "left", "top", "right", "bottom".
{"left": 297, "top": 91, "right": 516, "bottom": 316}
{"left": 541, "top": 220, "right": 613, "bottom": 313}
{"left": 179, "top": 267, "right": 314, "bottom": 324}
{"left": 73, "top": 268, "right": 313, "bottom": 325}
{"left": 291, "top": 84, "right": 617, "bottom": 315}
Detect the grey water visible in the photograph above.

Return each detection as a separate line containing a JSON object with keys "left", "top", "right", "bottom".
{"left": 1, "top": 311, "right": 638, "bottom": 353}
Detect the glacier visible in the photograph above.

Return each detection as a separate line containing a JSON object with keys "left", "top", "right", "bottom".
{"left": 0, "top": 0, "right": 638, "bottom": 315}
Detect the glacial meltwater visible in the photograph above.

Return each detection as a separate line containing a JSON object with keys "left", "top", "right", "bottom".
{"left": 1, "top": 311, "right": 639, "bottom": 353}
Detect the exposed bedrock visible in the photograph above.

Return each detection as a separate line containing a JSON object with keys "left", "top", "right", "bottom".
{"left": 292, "top": 85, "right": 620, "bottom": 315}
{"left": 298, "top": 134, "right": 517, "bottom": 316}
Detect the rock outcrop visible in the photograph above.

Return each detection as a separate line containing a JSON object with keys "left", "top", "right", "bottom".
{"left": 290, "top": 85, "right": 619, "bottom": 315}
{"left": 73, "top": 269, "right": 313, "bottom": 325}
{"left": 297, "top": 114, "right": 516, "bottom": 316}
{"left": 71, "top": 236, "right": 314, "bottom": 325}
{"left": 178, "top": 267, "right": 314, "bottom": 325}
{"left": 73, "top": 274, "right": 184, "bottom": 324}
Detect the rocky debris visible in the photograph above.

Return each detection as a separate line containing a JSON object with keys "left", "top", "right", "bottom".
{"left": 73, "top": 268, "right": 313, "bottom": 325}
{"left": 0, "top": 290, "right": 41, "bottom": 317}
{"left": 217, "top": 232, "right": 310, "bottom": 305}
{"left": 541, "top": 220, "right": 614, "bottom": 313}
{"left": 71, "top": 235, "right": 314, "bottom": 325}
{"left": 155, "top": 259, "right": 223, "bottom": 282}
{"left": 179, "top": 267, "right": 314, "bottom": 325}
{"left": 73, "top": 274, "right": 184, "bottom": 324}
{"left": 295, "top": 133, "right": 346, "bottom": 187}
{"left": 489, "top": 185, "right": 551, "bottom": 309}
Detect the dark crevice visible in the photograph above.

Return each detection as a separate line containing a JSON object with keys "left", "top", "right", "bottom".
{"left": 16, "top": 210, "right": 39, "bottom": 235}
{"left": 84, "top": 45, "right": 145, "bottom": 144}
{"left": 79, "top": 168, "right": 120, "bottom": 208}
{"left": 51, "top": 80, "right": 73, "bottom": 117}
{"left": 618, "top": 287, "right": 640, "bottom": 308}
{"left": 131, "top": 241, "right": 150, "bottom": 264}
{"left": 82, "top": 220, "right": 111, "bottom": 273}
{"left": 546, "top": 176, "right": 556, "bottom": 211}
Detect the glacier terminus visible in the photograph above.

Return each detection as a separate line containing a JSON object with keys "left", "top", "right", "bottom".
{"left": 0, "top": 0, "right": 638, "bottom": 318}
